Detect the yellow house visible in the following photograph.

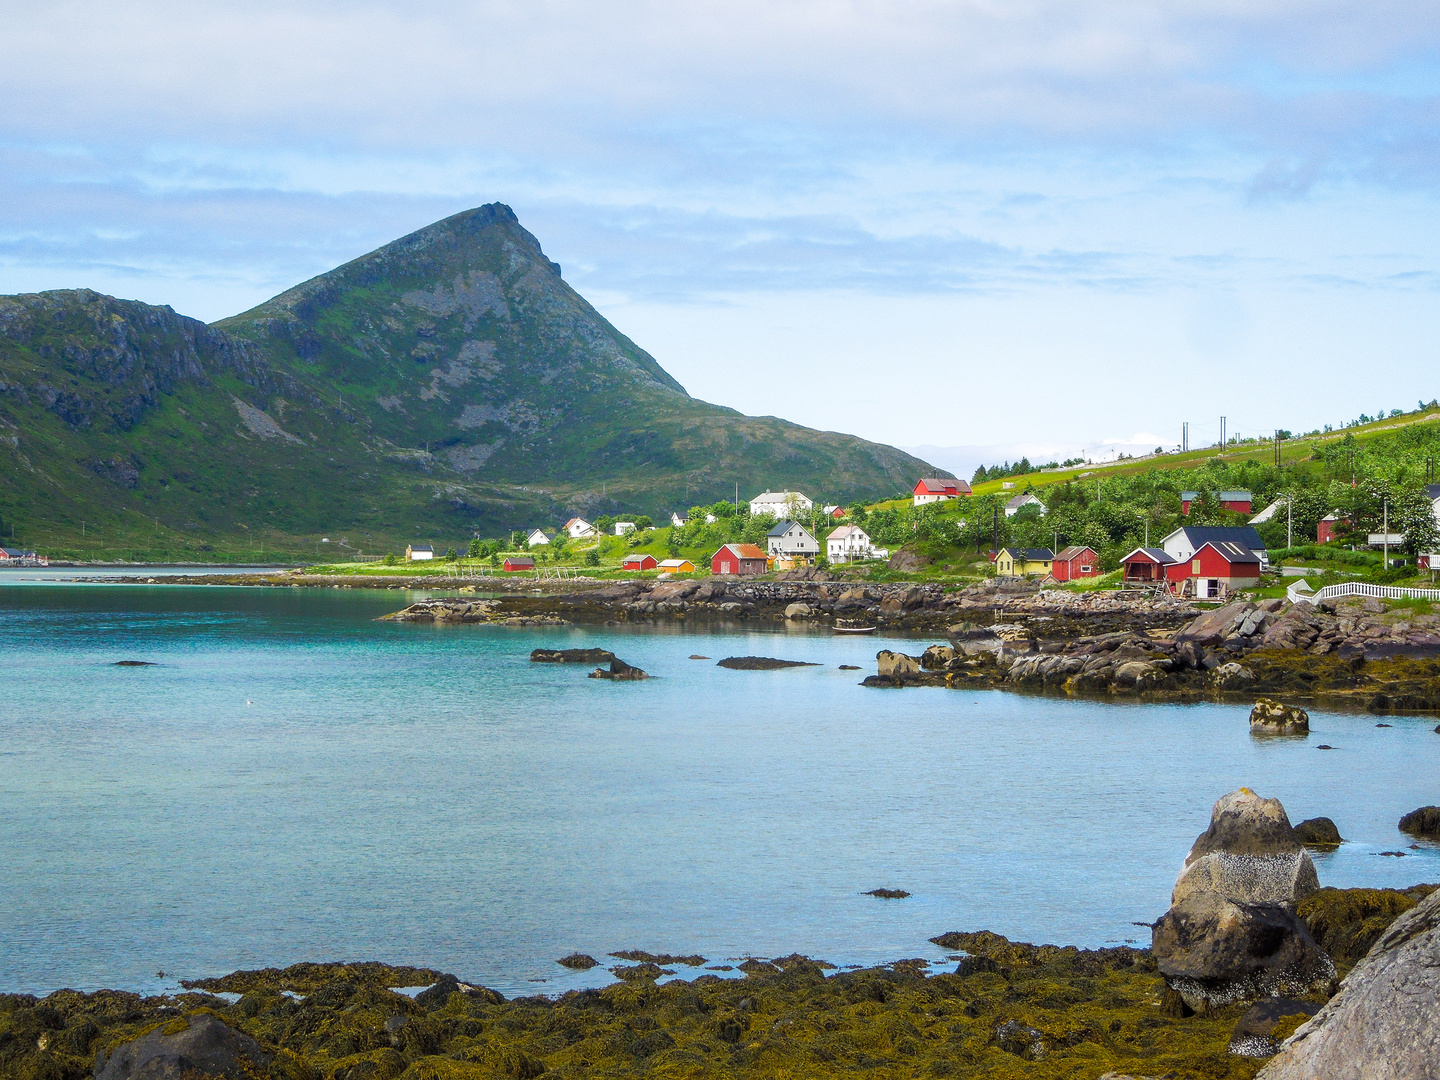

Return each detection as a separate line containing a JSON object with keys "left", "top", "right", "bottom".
{"left": 995, "top": 547, "right": 1054, "bottom": 576}
{"left": 656, "top": 558, "right": 696, "bottom": 573}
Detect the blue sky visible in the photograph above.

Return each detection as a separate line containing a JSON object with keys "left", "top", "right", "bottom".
{"left": 3, "top": 1, "right": 1438, "bottom": 475}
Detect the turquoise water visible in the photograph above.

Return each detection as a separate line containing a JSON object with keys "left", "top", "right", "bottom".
{"left": 2, "top": 584, "right": 1437, "bottom": 999}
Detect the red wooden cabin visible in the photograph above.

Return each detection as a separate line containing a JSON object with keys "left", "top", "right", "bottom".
{"left": 1051, "top": 546, "right": 1101, "bottom": 582}
{"left": 711, "top": 543, "right": 768, "bottom": 576}
{"left": 621, "top": 553, "right": 658, "bottom": 571}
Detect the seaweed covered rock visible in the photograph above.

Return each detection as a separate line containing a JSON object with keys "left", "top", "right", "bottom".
{"left": 1228, "top": 998, "right": 1320, "bottom": 1057}
{"left": 1152, "top": 789, "right": 1333, "bottom": 1011}
{"left": 95, "top": 1012, "right": 274, "bottom": 1080}
{"left": 716, "top": 656, "right": 817, "bottom": 670}
{"left": 1296, "top": 886, "right": 1431, "bottom": 967}
{"left": 530, "top": 648, "right": 616, "bottom": 664}
{"left": 1258, "top": 885, "right": 1440, "bottom": 1079}
{"left": 1398, "top": 805, "right": 1440, "bottom": 839}
{"left": 1249, "top": 699, "right": 1309, "bottom": 735}
{"left": 587, "top": 657, "right": 648, "bottom": 680}
{"left": 1291, "top": 817, "right": 1342, "bottom": 849}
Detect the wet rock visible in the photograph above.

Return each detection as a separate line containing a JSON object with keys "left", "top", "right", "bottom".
{"left": 1258, "top": 886, "right": 1440, "bottom": 1079}
{"left": 993, "top": 1019, "right": 1050, "bottom": 1060}
{"left": 1211, "top": 661, "right": 1255, "bottom": 690}
{"left": 95, "top": 1013, "right": 272, "bottom": 1080}
{"left": 1229, "top": 998, "right": 1320, "bottom": 1057}
{"left": 557, "top": 953, "right": 599, "bottom": 969}
{"left": 588, "top": 657, "right": 649, "bottom": 680}
{"left": 1177, "top": 601, "right": 1255, "bottom": 646}
{"left": 783, "top": 602, "right": 813, "bottom": 619}
{"left": 1398, "top": 805, "right": 1440, "bottom": 839}
{"left": 1153, "top": 789, "right": 1333, "bottom": 1011}
{"left": 1113, "top": 660, "right": 1164, "bottom": 690}
{"left": 1250, "top": 699, "right": 1310, "bottom": 735}
{"left": 863, "top": 889, "right": 910, "bottom": 899}
{"left": 876, "top": 650, "right": 921, "bottom": 677}
{"left": 113, "top": 660, "right": 155, "bottom": 666}
{"left": 1292, "top": 817, "right": 1343, "bottom": 848}
{"left": 531, "top": 648, "right": 616, "bottom": 664}
{"left": 716, "top": 656, "right": 818, "bottom": 670}
{"left": 920, "top": 644, "right": 955, "bottom": 669}
{"left": 838, "top": 664, "right": 860, "bottom": 670}
{"left": 1297, "top": 886, "right": 1427, "bottom": 965}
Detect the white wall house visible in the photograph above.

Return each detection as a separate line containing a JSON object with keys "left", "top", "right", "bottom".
{"left": 563, "top": 517, "right": 595, "bottom": 539}
{"left": 670, "top": 512, "right": 685, "bottom": 527}
{"left": 1004, "top": 492, "right": 1047, "bottom": 517}
{"left": 406, "top": 544, "right": 433, "bottom": 561}
{"left": 526, "top": 529, "right": 551, "bottom": 546}
{"left": 1162, "top": 526, "right": 1268, "bottom": 568}
{"left": 826, "top": 525, "right": 887, "bottom": 563}
{"left": 749, "top": 490, "right": 812, "bottom": 519}
{"left": 766, "top": 520, "right": 819, "bottom": 558}
{"left": 614, "top": 521, "right": 636, "bottom": 536}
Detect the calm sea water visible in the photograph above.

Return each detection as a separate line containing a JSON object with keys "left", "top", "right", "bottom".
{"left": 2, "top": 583, "right": 1437, "bottom": 999}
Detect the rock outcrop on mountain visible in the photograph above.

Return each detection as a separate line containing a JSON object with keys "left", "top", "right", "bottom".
{"left": 1151, "top": 789, "right": 1335, "bottom": 1012}
{"left": 1258, "top": 885, "right": 1440, "bottom": 1080}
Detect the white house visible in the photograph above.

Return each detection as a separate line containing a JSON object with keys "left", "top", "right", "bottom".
{"left": 766, "top": 520, "right": 819, "bottom": 559}
{"left": 405, "top": 544, "right": 433, "bottom": 561}
{"left": 614, "top": 521, "right": 636, "bottom": 536}
{"left": 526, "top": 528, "right": 551, "bottom": 546}
{"left": 1162, "top": 526, "right": 1268, "bottom": 569}
{"left": 563, "top": 517, "right": 595, "bottom": 539}
{"left": 670, "top": 512, "right": 685, "bottom": 527}
{"left": 1004, "top": 492, "right": 1047, "bottom": 517}
{"left": 749, "top": 490, "right": 812, "bottom": 519}
{"left": 826, "top": 525, "right": 887, "bottom": 563}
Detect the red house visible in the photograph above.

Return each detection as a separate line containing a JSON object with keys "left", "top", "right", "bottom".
{"left": 913, "top": 477, "right": 971, "bottom": 505}
{"left": 1120, "top": 547, "right": 1178, "bottom": 585}
{"left": 502, "top": 556, "right": 536, "bottom": 572}
{"left": 1185, "top": 541, "right": 1261, "bottom": 598}
{"left": 1317, "top": 513, "right": 1346, "bottom": 544}
{"left": 711, "top": 543, "right": 768, "bottom": 576}
{"left": 1051, "top": 546, "right": 1101, "bottom": 582}
{"left": 621, "top": 553, "right": 658, "bottom": 571}
{"left": 1180, "top": 490, "right": 1253, "bottom": 515}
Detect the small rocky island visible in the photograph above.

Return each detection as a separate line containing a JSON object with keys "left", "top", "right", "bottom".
{"left": 6, "top": 786, "right": 1435, "bottom": 1079}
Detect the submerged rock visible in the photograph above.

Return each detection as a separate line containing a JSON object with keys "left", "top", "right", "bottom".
{"left": 1292, "top": 817, "right": 1343, "bottom": 849}
{"left": 1249, "top": 698, "right": 1310, "bottom": 735}
{"left": 112, "top": 660, "right": 155, "bottom": 666}
{"left": 716, "top": 656, "right": 818, "bottom": 670}
{"left": 1258, "top": 886, "right": 1440, "bottom": 1079}
{"left": 588, "top": 657, "right": 649, "bottom": 680}
{"left": 531, "top": 648, "right": 617, "bottom": 664}
{"left": 557, "top": 953, "right": 599, "bottom": 969}
{"left": 864, "top": 889, "right": 910, "bottom": 899}
{"left": 95, "top": 1012, "right": 272, "bottom": 1080}
{"left": 1398, "top": 805, "right": 1440, "bottom": 839}
{"left": 1152, "top": 788, "right": 1334, "bottom": 1011}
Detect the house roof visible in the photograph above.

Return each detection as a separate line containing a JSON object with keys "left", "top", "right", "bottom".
{"left": 1248, "top": 498, "right": 1285, "bottom": 524}
{"left": 1197, "top": 540, "right": 1260, "bottom": 565}
{"left": 718, "top": 543, "right": 768, "bottom": 560}
{"left": 1055, "top": 545, "right": 1097, "bottom": 561}
{"left": 828, "top": 525, "right": 867, "bottom": 540}
{"left": 527, "top": 528, "right": 550, "bottom": 538}
{"left": 768, "top": 520, "right": 796, "bottom": 536}
{"left": 563, "top": 517, "right": 590, "bottom": 528}
{"left": 1427, "top": 484, "right": 1440, "bottom": 501}
{"left": 1005, "top": 493, "right": 1044, "bottom": 510}
{"left": 1001, "top": 547, "right": 1053, "bottom": 561}
{"left": 0, "top": 548, "right": 29, "bottom": 557}
{"left": 504, "top": 555, "right": 534, "bottom": 564}
{"left": 409, "top": 544, "right": 433, "bottom": 551}
{"left": 621, "top": 553, "right": 655, "bottom": 563}
{"left": 915, "top": 477, "right": 965, "bottom": 493}
{"left": 657, "top": 558, "right": 693, "bottom": 568}
{"left": 1165, "top": 525, "right": 1266, "bottom": 550}
{"left": 1122, "top": 547, "right": 1176, "bottom": 565}
{"left": 750, "top": 490, "right": 808, "bottom": 504}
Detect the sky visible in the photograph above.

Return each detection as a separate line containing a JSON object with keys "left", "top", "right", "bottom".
{"left": 3, "top": 1, "right": 1439, "bottom": 477}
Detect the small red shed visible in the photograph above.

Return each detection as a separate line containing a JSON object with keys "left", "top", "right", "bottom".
{"left": 711, "top": 543, "right": 768, "bottom": 576}
{"left": 1181, "top": 489, "right": 1253, "bottom": 515}
{"left": 1120, "top": 547, "right": 1177, "bottom": 585}
{"left": 621, "top": 553, "right": 658, "bottom": 571}
{"left": 1317, "top": 513, "right": 1346, "bottom": 544}
{"left": 1051, "top": 546, "right": 1101, "bottom": 582}
{"left": 502, "top": 556, "right": 536, "bottom": 572}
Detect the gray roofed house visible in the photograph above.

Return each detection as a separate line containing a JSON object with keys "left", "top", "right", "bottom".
{"left": 766, "top": 520, "right": 819, "bottom": 559}
{"left": 1161, "top": 525, "right": 1267, "bottom": 566}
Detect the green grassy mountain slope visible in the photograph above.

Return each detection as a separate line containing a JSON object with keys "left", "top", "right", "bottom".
{"left": 0, "top": 206, "right": 933, "bottom": 559}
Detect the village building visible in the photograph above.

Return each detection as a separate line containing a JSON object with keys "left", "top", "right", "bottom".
{"left": 405, "top": 544, "right": 434, "bottom": 562}
{"left": 1317, "top": 513, "right": 1346, "bottom": 544}
{"left": 1120, "top": 547, "right": 1177, "bottom": 585}
{"left": 711, "top": 543, "right": 768, "bottom": 576}
{"left": 0, "top": 548, "right": 47, "bottom": 566}
{"left": 766, "top": 520, "right": 819, "bottom": 560}
{"left": 912, "top": 477, "right": 971, "bottom": 505}
{"left": 748, "top": 490, "right": 812, "bottom": 519}
{"left": 994, "top": 547, "right": 1054, "bottom": 576}
{"left": 670, "top": 512, "right": 685, "bottom": 527}
{"left": 826, "top": 525, "right": 886, "bottom": 563}
{"left": 614, "top": 521, "right": 636, "bottom": 536}
{"left": 621, "top": 553, "right": 657, "bottom": 571}
{"left": 526, "top": 529, "right": 550, "bottom": 546}
{"left": 823, "top": 505, "right": 846, "bottom": 519}
{"left": 657, "top": 558, "right": 696, "bottom": 573}
{"left": 1161, "top": 525, "right": 1267, "bottom": 568}
{"left": 502, "top": 556, "right": 535, "bottom": 572}
{"left": 1181, "top": 489, "right": 1253, "bottom": 515}
{"left": 1003, "top": 493, "right": 1046, "bottom": 517}
{"left": 1185, "top": 541, "right": 1261, "bottom": 598}
{"left": 1050, "top": 546, "right": 1101, "bottom": 582}
{"left": 563, "top": 517, "right": 595, "bottom": 539}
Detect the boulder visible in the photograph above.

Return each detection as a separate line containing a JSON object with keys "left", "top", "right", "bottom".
{"left": 716, "top": 656, "right": 818, "bottom": 670}
{"left": 1291, "top": 817, "right": 1343, "bottom": 849}
{"left": 1258, "top": 886, "right": 1440, "bottom": 1079}
{"left": 920, "top": 644, "right": 955, "bottom": 669}
{"left": 531, "top": 648, "right": 616, "bottom": 664}
{"left": 1398, "top": 806, "right": 1440, "bottom": 839}
{"left": 95, "top": 1013, "right": 272, "bottom": 1080}
{"left": 887, "top": 549, "right": 930, "bottom": 573}
{"left": 1229, "top": 998, "right": 1321, "bottom": 1057}
{"left": 1249, "top": 699, "right": 1310, "bottom": 735}
{"left": 1177, "top": 601, "right": 1255, "bottom": 646}
{"left": 783, "top": 602, "right": 813, "bottom": 619}
{"left": 1211, "top": 662, "right": 1255, "bottom": 690}
{"left": 588, "top": 657, "right": 649, "bottom": 680}
{"left": 1113, "top": 660, "right": 1164, "bottom": 690}
{"left": 876, "top": 650, "right": 921, "bottom": 678}
{"left": 1153, "top": 789, "right": 1333, "bottom": 1011}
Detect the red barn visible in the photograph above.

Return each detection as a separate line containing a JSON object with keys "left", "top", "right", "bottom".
{"left": 711, "top": 543, "right": 768, "bottom": 576}
{"left": 1317, "top": 513, "right": 1346, "bottom": 544}
{"left": 502, "top": 556, "right": 536, "bottom": 572}
{"left": 1120, "top": 547, "right": 1178, "bottom": 585}
{"left": 621, "top": 553, "right": 658, "bottom": 571}
{"left": 1184, "top": 541, "right": 1261, "bottom": 599}
{"left": 1051, "top": 546, "right": 1101, "bottom": 582}
{"left": 1180, "top": 489, "right": 1253, "bottom": 515}
{"left": 913, "top": 477, "right": 971, "bottom": 505}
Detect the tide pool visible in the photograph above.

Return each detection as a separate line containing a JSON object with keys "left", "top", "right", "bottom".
{"left": 1, "top": 584, "right": 1436, "bottom": 998}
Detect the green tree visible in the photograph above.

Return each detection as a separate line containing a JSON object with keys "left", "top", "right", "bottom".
{"left": 443, "top": 547, "right": 456, "bottom": 559}
{"left": 634, "top": 515, "right": 653, "bottom": 529}
{"left": 594, "top": 515, "right": 617, "bottom": 533}
{"left": 585, "top": 548, "right": 600, "bottom": 566}
{"left": 382, "top": 553, "right": 397, "bottom": 566}
{"left": 466, "top": 538, "right": 482, "bottom": 558}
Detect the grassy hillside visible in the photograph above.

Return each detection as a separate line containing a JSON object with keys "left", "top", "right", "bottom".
{"left": 0, "top": 206, "right": 932, "bottom": 561}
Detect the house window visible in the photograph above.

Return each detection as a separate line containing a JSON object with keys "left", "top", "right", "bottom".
{"left": 1080, "top": 565, "right": 1092, "bottom": 573}
{"left": 1193, "top": 559, "right": 1202, "bottom": 573}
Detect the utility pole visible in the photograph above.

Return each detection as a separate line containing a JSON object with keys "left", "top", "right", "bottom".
{"left": 1182, "top": 422, "right": 1189, "bottom": 453}
{"left": 1383, "top": 500, "right": 1390, "bottom": 570}
{"left": 992, "top": 506, "right": 999, "bottom": 555}
{"left": 1287, "top": 494, "right": 1293, "bottom": 550}
{"left": 1220, "top": 416, "right": 1226, "bottom": 449}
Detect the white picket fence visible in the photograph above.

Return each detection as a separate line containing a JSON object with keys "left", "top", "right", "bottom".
{"left": 1288, "top": 580, "right": 1440, "bottom": 605}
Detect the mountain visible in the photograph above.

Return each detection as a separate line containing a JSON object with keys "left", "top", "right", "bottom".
{"left": 0, "top": 204, "right": 933, "bottom": 557}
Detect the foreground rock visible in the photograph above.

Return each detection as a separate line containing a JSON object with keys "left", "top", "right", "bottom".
{"left": 95, "top": 1012, "right": 274, "bottom": 1080}
{"left": 1259, "top": 886, "right": 1440, "bottom": 1079}
{"left": 1249, "top": 698, "right": 1309, "bottom": 735}
{"left": 1152, "top": 789, "right": 1334, "bottom": 1011}
{"left": 1398, "top": 805, "right": 1440, "bottom": 839}
{"left": 1228, "top": 998, "right": 1321, "bottom": 1057}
